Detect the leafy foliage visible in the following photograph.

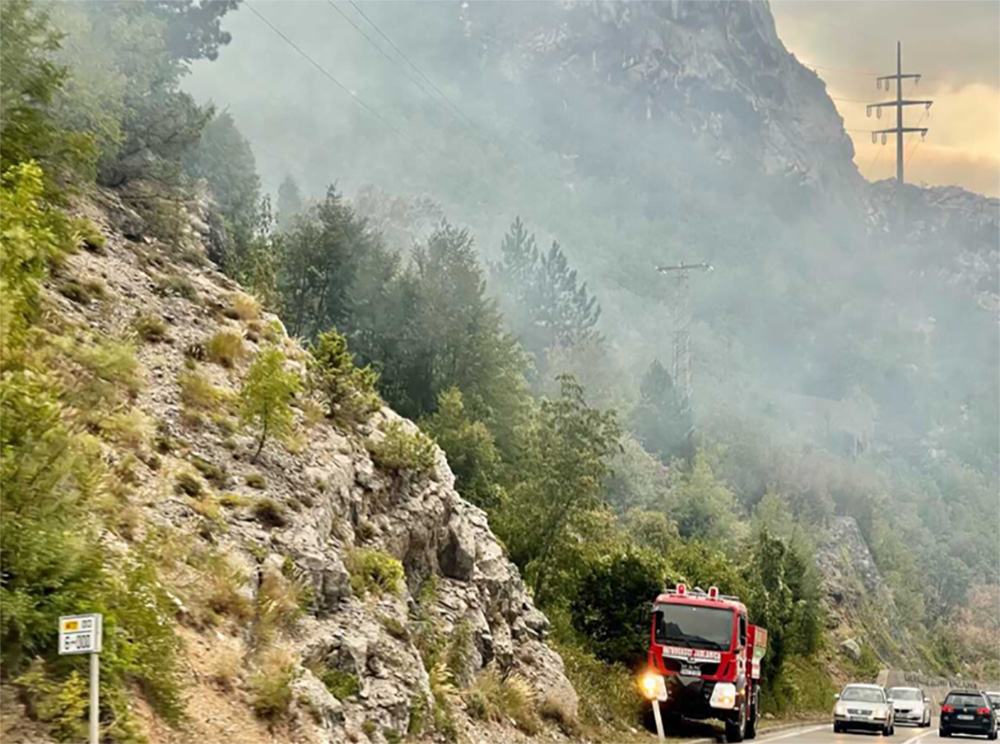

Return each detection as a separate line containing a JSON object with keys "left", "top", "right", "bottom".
{"left": 345, "top": 548, "right": 405, "bottom": 599}
{"left": 632, "top": 359, "right": 691, "bottom": 464}
{"left": 367, "top": 420, "right": 437, "bottom": 475}
{"left": 496, "top": 374, "right": 621, "bottom": 605}
{"left": 239, "top": 347, "right": 301, "bottom": 461}
{"left": 422, "top": 388, "right": 503, "bottom": 509}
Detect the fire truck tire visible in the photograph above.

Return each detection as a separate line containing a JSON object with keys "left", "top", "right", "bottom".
{"left": 726, "top": 701, "right": 747, "bottom": 743}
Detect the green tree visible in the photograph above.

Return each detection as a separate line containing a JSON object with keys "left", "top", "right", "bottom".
{"left": 570, "top": 546, "right": 670, "bottom": 666}
{"left": 408, "top": 223, "right": 531, "bottom": 445}
{"left": 184, "top": 109, "right": 260, "bottom": 232}
{"left": 239, "top": 347, "right": 301, "bottom": 461}
{"left": 497, "top": 375, "right": 620, "bottom": 606}
{"left": 0, "top": 0, "right": 93, "bottom": 181}
{"left": 669, "top": 453, "right": 739, "bottom": 541}
{"left": 276, "top": 174, "right": 304, "bottom": 230}
{"left": 279, "top": 186, "right": 376, "bottom": 338}
{"left": 491, "top": 217, "right": 602, "bottom": 367}
{"left": 308, "top": 328, "right": 380, "bottom": 423}
{"left": 422, "top": 387, "right": 503, "bottom": 510}
{"left": 631, "top": 359, "right": 691, "bottom": 464}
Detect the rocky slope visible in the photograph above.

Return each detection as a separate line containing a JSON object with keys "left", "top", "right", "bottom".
{"left": 866, "top": 180, "right": 1000, "bottom": 312}
{"left": 2, "top": 188, "right": 575, "bottom": 744}
{"left": 815, "top": 518, "right": 906, "bottom": 666}
{"left": 463, "top": 0, "right": 859, "bottom": 190}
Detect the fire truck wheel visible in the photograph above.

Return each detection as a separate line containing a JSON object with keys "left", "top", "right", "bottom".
{"left": 745, "top": 705, "right": 757, "bottom": 740}
{"left": 725, "top": 701, "right": 747, "bottom": 743}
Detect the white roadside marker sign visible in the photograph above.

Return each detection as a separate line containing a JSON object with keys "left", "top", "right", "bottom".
{"left": 59, "top": 614, "right": 102, "bottom": 744}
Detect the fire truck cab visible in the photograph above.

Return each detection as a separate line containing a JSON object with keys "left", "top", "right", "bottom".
{"left": 641, "top": 583, "right": 767, "bottom": 742}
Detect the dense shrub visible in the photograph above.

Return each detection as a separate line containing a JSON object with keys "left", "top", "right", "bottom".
{"left": 367, "top": 420, "right": 436, "bottom": 474}
{"left": 345, "top": 548, "right": 404, "bottom": 598}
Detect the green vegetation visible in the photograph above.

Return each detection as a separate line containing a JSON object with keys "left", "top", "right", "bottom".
{"left": 245, "top": 472, "right": 266, "bottom": 489}
{"left": 132, "top": 312, "right": 168, "bottom": 343}
{"left": 367, "top": 420, "right": 436, "bottom": 475}
{"left": 464, "top": 669, "right": 540, "bottom": 734}
{"left": 249, "top": 647, "right": 296, "bottom": 719}
{"left": 308, "top": 328, "right": 380, "bottom": 423}
{"left": 345, "top": 548, "right": 405, "bottom": 599}
{"left": 319, "top": 667, "right": 359, "bottom": 701}
{"left": 205, "top": 330, "right": 245, "bottom": 368}
{"left": 238, "top": 347, "right": 300, "bottom": 461}
{"left": 252, "top": 498, "right": 287, "bottom": 529}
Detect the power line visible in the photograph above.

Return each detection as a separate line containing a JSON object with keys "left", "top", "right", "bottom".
{"left": 905, "top": 110, "right": 930, "bottom": 166}
{"left": 322, "top": 0, "right": 460, "bottom": 127}
{"left": 242, "top": 0, "right": 405, "bottom": 139}
{"left": 345, "top": 0, "right": 481, "bottom": 133}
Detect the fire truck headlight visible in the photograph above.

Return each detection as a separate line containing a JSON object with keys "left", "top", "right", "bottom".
{"left": 641, "top": 672, "right": 667, "bottom": 702}
{"left": 710, "top": 682, "right": 738, "bottom": 710}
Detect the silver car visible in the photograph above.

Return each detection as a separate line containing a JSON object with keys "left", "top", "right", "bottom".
{"left": 833, "top": 683, "right": 896, "bottom": 735}
{"left": 888, "top": 686, "right": 932, "bottom": 727}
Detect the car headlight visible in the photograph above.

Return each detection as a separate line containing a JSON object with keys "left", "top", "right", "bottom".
{"left": 835, "top": 704, "right": 848, "bottom": 717}
{"left": 710, "top": 683, "right": 737, "bottom": 710}
{"left": 873, "top": 708, "right": 887, "bottom": 720}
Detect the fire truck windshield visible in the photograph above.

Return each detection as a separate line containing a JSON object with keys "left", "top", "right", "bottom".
{"left": 654, "top": 604, "right": 734, "bottom": 650}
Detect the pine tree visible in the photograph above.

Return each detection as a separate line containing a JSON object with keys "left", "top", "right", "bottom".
{"left": 276, "top": 174, "right": 303, "bottom": 230}
{"left": 631, "top": 359, "right": 692, "bottom": 464}
{"left": 491, "top": 218, "right": 601, "bottom": 366}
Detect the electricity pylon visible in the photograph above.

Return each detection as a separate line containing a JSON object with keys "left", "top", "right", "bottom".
{"left": 655, "top": 261, "right": 713, "bottom": 408}
{"left": 867, "top": 41, "right": 933, "bottom": 184}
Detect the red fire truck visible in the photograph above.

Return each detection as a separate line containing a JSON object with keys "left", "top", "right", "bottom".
{"left": 640, "top": 583, "right": 768, "bottom": 742}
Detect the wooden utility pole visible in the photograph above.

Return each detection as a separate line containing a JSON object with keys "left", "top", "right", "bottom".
{"left": 867, "top": 41, "right": 933, "bottom": 185}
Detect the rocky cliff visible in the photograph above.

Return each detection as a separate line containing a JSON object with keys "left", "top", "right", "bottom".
{"left": 1, "top": 188, "right": 574, "bottom": 744}
{"left": 815, "top": 517, "right": 906, "bottom": 665}
{"left": 866, "top": 180, "right": 1000, "bottom": 313}
{"left": 463, "top": 0, "right": 859, "bottom": 190}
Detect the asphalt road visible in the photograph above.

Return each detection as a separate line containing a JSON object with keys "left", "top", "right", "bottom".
{"left": 678, "top": 718, "right": 987, "bottom": 744}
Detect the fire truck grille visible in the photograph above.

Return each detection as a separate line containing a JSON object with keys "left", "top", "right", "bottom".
{"left": 662, "top": 658, "right": 720, "bottom": 676}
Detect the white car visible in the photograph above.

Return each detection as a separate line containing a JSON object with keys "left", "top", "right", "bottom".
{"left": 834, "top": 683, "right": 895, "bottom": 735}
{"left": 888, "top": 686, "right": 932, "bottom": 727}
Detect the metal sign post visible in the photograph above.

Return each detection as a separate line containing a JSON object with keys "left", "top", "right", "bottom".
{"left": 59, "top": 614, "right": 102, "bottom": 744}
{"left": 641, "top": 672, "right": 670, "bottom": 740}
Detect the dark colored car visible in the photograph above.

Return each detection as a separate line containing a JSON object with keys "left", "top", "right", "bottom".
{"left": 940, "top": 690, "right": 998, "bottom": 739}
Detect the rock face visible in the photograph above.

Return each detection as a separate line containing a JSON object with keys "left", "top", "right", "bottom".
{"left": 816, "top": 517, "right": 905, "bottom": 663}
{"left": 461, "top": 0, "right": 858, "bottom": 189}
{"left": 51, "top": 190, "right": 575, "bottom": 744}
{"left": 865, "top": 180, "right": 1000, "bottom": 313}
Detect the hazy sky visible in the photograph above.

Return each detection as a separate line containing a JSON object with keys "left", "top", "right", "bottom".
{"left": 772, "top": 0, "right": 1000, "bottom": 197}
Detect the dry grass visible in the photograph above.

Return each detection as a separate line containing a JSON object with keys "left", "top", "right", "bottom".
{"left": 249, "top": 645, "right": 297, "bottom": 719}
{"left": 179, "top": 370, "right": 224, "bottom": 410}
{"left": 539, "top": 691, "right": 581, "bottom": 737}
{"left": 133, "top": 312, "right": 169, "bottom": 343}
{"left": 210, "top": 640, "right": 245, "bottom": 691}
{"left": 463, "top": 668, "right": 540, "bottom": 734}
{"left": 100, "top": 408, "right": 154, "bottom": 450}
{"left": 205, "top": 331, "right": 245, "bottom": 368}
{"left": 226, "top": 292, "right": 260, "bottom": 321}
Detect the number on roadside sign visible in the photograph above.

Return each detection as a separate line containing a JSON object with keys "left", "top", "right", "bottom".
{"left": 59, "top": 614, "right": 102, "bottom": 655}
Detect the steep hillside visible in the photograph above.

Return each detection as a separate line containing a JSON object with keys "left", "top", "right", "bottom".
{"left": 1, "top": 187, "right": 575, "bottom": 744}
{"left": 464, "top": 0, "right": 859, "bottom": 190}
